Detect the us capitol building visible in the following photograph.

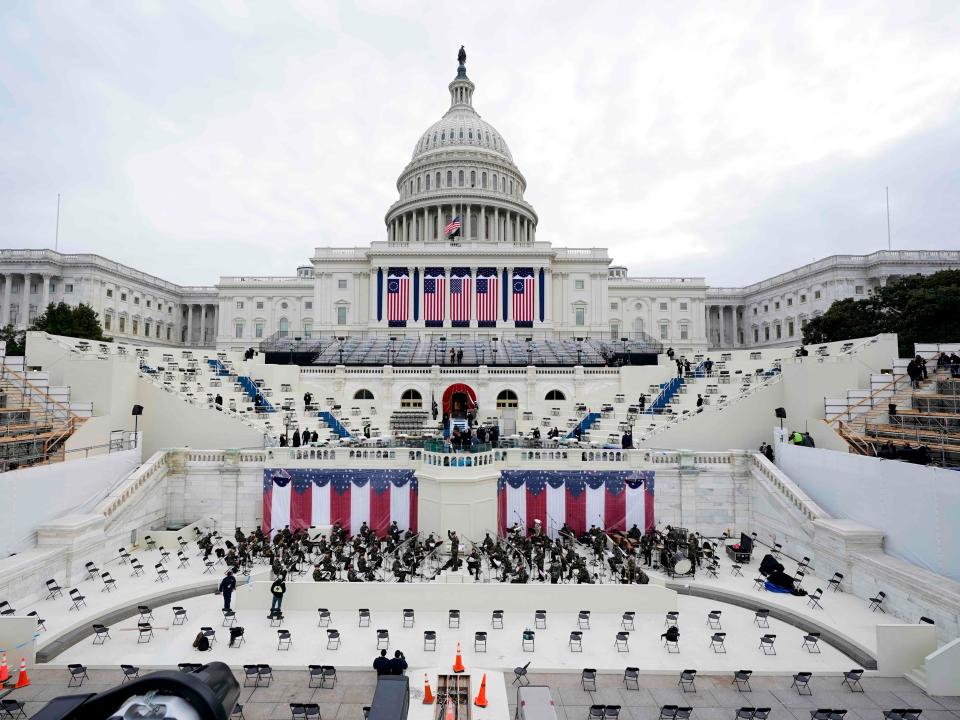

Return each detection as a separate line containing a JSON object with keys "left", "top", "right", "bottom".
{"left": 2, "top": 50, "right": 957, "bottom": 353}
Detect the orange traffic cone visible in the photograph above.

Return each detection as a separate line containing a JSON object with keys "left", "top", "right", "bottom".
{"left": 445, "top": 697, "right": 456, "bottom": 720}
{"left": 14, "top": 657, "right": 29, "bottom": 689}
{"left": 474, "top": 673, "right": 488, "bottom": 708}
{"left": 0, "top": 653, "right": 8, "bottom": 683}
{"left": 423, "top": 673, "right": 435, "bottom": 704}
{"left": 452, "top": 641, "right": 465, "bottom": 673}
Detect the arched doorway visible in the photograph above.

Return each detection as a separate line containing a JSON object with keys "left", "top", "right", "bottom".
{"left": 442, "top": 383, "right": 477, "bottom": 419}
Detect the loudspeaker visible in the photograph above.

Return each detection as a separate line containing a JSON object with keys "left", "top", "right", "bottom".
{"left": 774, "top": 407, "right": 786, "bottom": 419}
{"left": 131, "top": 404, "right": 144, "bottom": 416}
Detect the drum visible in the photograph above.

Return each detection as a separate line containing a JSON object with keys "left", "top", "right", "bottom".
{"left": 673, "top": 558, "right": 692, "bottom": 575}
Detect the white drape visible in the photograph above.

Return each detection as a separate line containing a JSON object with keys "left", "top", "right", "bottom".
{"left": 390, "top": 484, "right": 410, "bottom": 531}
{"left": 311, "top": 482, "right": 331, "bottom": 526}
{"left": 546, "top": 483, "right": 566, "bottom": 538}
{"left": 351, "top": 480, "right": 371, "bottom": 533}
{"left": 585, "top": 485, "right": 605, "bottom": 531}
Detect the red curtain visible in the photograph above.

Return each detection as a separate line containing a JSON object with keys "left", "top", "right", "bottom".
{"left": 330, "top": 485, "right": 352, "bottom": 535}
{"left": 370, "top": 486, "right": 391, "bottom": 538}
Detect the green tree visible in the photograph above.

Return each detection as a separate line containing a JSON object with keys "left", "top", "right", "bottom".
{"left": 1, "top": 324, "right": 25, "bottom": 356}
{"left": 30, "top": 302, "right": 107, "bottom": 342}
{"left": 802, "top": 270, "right": 960, "bottom": 356}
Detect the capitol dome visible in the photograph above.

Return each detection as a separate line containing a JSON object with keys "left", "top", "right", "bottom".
{"left": 384, "top": 48, "right": 537, "bottom": 246}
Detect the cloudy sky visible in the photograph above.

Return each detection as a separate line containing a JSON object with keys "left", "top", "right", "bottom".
{"left": 1, "top": 1, "right": 958, "bottom": 287}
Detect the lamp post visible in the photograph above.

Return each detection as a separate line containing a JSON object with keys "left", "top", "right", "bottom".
{"left": 576, "top": 337, "right": 583, "bottom": 365}
{"left": 491, "top": 336, "right": 498, "bottom": 366}
{"left": 621, "top": 337, "right": 630, "bottom": 365}
{"left": 526, "top": 337, "right": 533, "bottom": 366}
{"left": 337, "top": 336, "right": 345, "bottom": 365}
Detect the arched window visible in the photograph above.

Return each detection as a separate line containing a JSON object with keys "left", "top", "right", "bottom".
{"left": 400, "top": 389, "right": 423, "bottom": 408}
{"left": 545, "top": 389, "right": 566, "bottom": 401}
{"left": 441, "top": 131, "right": 446, "bottom": 141}
{"left": 633, "top": 317, "right": 644, "bottom": 334}
{"left": 446, "top": 170, "right": 452, "bottom": 186}
{"left": 470, "top": 170, "right": 476, "bottom": 187}
{"left": 425, "top": 175, "right": 431, "bottom": 190}
{"left": 459, "top": 128, "right": 463, "bottom": 139}
{"left": 458, "top": 170, "right": 464, "bottom": 187}
{"left": 278, "top": 317, "right": 289, "bottom": 338}
{"left": 468, "top": 129, "right": 473, "bottom": 140}
{"left": 482, "top": 172, "right": 487, "bottom": 188}
{"left": 417, "top": 176, "right": 421, "bottom": 192}
{"left": 353, "top": 389, "right": 375, "bottom": 400}
{"left": 435, "top": 171, "right": 441, "bottom": 187}
{"left": 492, "top": 173, "right": 498, "bottom": 190}
{"left": 501, "top": 177, "right": 506, "bottom": 192}
{"left": 496, "top": 389, "right": 518, "bottom": 408}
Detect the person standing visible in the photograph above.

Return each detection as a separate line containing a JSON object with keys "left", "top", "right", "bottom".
{"left": 373, "top": 650, "right": 391, "bottom": 675}
{"left": 269, "top": 574, "right": 286, "bottom": 614}
{"left": 217, "top": 570, "right": 236, "bottom": 611}
{"left": 389, "top": 650, "right": 408, "bottom": 675}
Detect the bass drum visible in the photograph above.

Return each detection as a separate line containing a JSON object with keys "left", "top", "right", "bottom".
{"left": 673, "top": 558, "right": 692, "bottom": 575}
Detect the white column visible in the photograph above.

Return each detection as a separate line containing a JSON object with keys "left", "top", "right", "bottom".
{"left": 0, "top": 274, "right": 10, "bottom": 326}
{"left": 464, "top": 204, "right": 471, "bottom": 241}
{"left": 186, "top": 304, "right": 193, "bottom": 346}
{"left": 436, "top": 206, "right": 442, "bottom": 241}
{"left": 40, "top": 273, "right": 51, "bottom": 314}
{"left": 493, "top": 208, "right": 499, "bottom": 243}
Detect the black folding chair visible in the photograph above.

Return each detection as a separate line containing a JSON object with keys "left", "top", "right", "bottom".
{"left": 659, "top": 705, "right": 678, "bottom": 720}
{"left": 623, "top": 666, "right": 639, "bottom": 690}
{"left": 841, "top": 669, "right": 864, "bottom": 693}
{"left": 581, "top": 668, "right": 597, "bottom": 691}
{"left": 424, "top": 630, "right": 437, "bottom": 651}
{"left": 707, "top": 610, "right": 722, "bottom": 629}
{"left": 120, "top": 665, "right": 140, "bottom": 683}
{"left": 790, "top": 672, "right": 812, "bottom": 695}
{"left": 92, "top": 624, "right": 111, "bottom": 645}
{"left": 448, "top": 609, "right": 460, "bottom": 628}
{"left": 318, "top": 608, "right": 331, "bottom": 627}
{"left": 475, "top": 631, "right": 487, "bottom": 653}
{"left": 710, "top": 632, "right": 727, "bottom": 653}
{"left": 67, "top": 664, "right": 88, "bottom": 687}
{"left": 732, "top": 670, "right": 752, "bottom": 692}
{"left": 828, "top": 572, "right": 843, "bottom": 592}
{"left": 869, "top": 591, "right": 886, "bottom": 612}
{"left": 807, "top": 589, "right": 824, "bottom": 610}
{"left": 512, "top": 661, "right": 531, "bottom": 685}
{"left": 754, "top": 609, "right": 769, "bottom": 628}
{"left": 802, "top": 632, "right": 821, "bottom": 653}
{"left": 678, "top": 669, "right": 696, "bottom": 693}
{"left": 758, "top": 634, "right": 776, "bottom": 655}
{"left": 308, "top": 664, "right": 324, "bottom": 688}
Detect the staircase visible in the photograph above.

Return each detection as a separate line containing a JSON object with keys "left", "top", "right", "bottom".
{"left": 567, "top": 412, "right": 600, "bottom": 439}
{"left": 319, "top": 411, "right": 352, "bottom": 439}
{"left": 1, "top": 354, "right": 83, "bottom": 470}
{"left": 647, "top": 376, "right": 684, "bottom": 414}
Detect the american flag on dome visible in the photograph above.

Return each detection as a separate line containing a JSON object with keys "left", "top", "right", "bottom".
{"left": 497, "top": 470, "right": 655, "bottom": 538}
{"left": 262, "top": 469, "right": 418, "bottom": 537}
{"left": 450, "top": 267, "right": 471, "bottom": 327}
{"left": 476, "top": 267, "right": 498, "bottom": 328}
{"left": 424, "top": 267, "right": 445, "bottom": 327}
{"left": 444, "top": 216, "right": 462, "bottom": 238}
{"left": 387, "top": 268, "right": 409, "bottom": 327}
{"left": 513, "top": 267, "right": 535, "bottom": 328}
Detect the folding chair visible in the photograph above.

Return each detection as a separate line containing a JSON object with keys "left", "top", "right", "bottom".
{"left": 327, "top": 629, "right": 341, "bottom": 650}
{"left": 605, "top": 706, "right": 622, "bottom": 720}
{"left": 736, "top": 709, "right": 756, "bottom": 720}
{"left": 46, "top": 579, "right": 64, "bottom": 600}
{"left": 204, "top": 561, "right": 216, "bottom": 575}
{"left": 358, "top": 608, "right": 371, "bottom": 627}
{"left": 257, "top": 664, "right": 273, "bottom": 687}
{"left": 758, "top": 634, "right": 776, "bottom": 655}
{"left": 85, "top": 563, "right": 100, "bottom": 582}
{"left": 678, "top": 669, "right": 697, "bottom": 693}
{"left": 92, "top": 624, "right": 111, "bottom": 645}
{"left": 589, "top": 706, "right": 605, "bottom": 720}
{"left": 828, "top": 572, "right": 844, "bottom": 592}
{"left": 308, "top": 664, "right": 324, "bottom": 688}
{"left": 159, "top": 547, "right": 171, "bottom": 564}
{"left": 841, "top": 668, "right": 864, "bottom": 693}
{"left": 130, "top": 560, "right": 145, "bottom": 577}
{"left": 222, "top": 609, "right": 237, "bottom": 627}
{"left": 137, "top": 623, "right": 154, "bottom": 643}
{"left": 321, "top": 665, "right": 337, "bottom": 688}
{"left": 138, "top": 605, "right": 154, "bottom": 622}
{"left": 27, "top": 611, "right": 46, "bottom": 632}
{"left": 581, "top": 667, "right": 597, "bottom": 691}
{"left": 665, "top": 611, "right": 679, "bottom": 627}
{"left": 919, "top": 616, "right": 934, "bottom": 625}
{"left": 675, "top": 708, "right": 692, "bottom": 720}
{"left": 623, "top": 666, "right": 639, "bottom": 690}
{"left": 830, "top": 711, "right": 848, "bottom": 720}
{"left": 424, "top": 630, "right": 437, "bottom": 651}
{"left": 229, "top": 627, "right": 245, "bottom": 648}
{"left": 491, "top": 609, "right": 504, "bottom": 629}
{"left": 534, "top": 609, "right": 547, "bottom": 628}
{"left": 807, "top": 588, "right": 824, "bottom": 610}
{"left": 753, "top": 609, "right": 769, "bottom": 628}
{"left": 145, "top": 535, "right": 157, "bottom": 550}
{"left": 810, "top": 710, "right": 832, "bottom": 720}
{"left": 172, "top": 606, "right": 188, "bottom": 625}
{"left": 522, "top": 630, "right": 535, "bottom": 652}
{"left": 569, "top": 631, "right": 583, "bottom": 652}
{"left": 243, "top": 665, "right": 259, "bottom": 687}
{"left": 201, "top": 627, "right": 216, "bottom": 646}
{"left": 376, "top": 629, "right": 389, "bottom": 650}
{"left": 231, "top": 703, "right": 246, "bottom": 720}
{"left": 802, "top": 632, "right": 821, "bottom": 653}
{"left": 304, "top": 704, "right": 321, "bottom": 720}
{"left": 659, "top": 705, "right": 679, "bottom": 720}
{"left": 705, "top": 563, "right": 719, "bottom": 578}
{"left": 578, "top": 610, "right": 591, "bottom": 629}
{"left": 178, "top": 552, "right": 190, "bottom": 569}
{"left": 621, "top": 611, "right": 635, "bottom": 630}
{"left": 155, "top": 564, "right": 170, "bottom": 583}
{"left": 707, "top": 610, "right": 722, "bottom": 629}
{"left": 615, "top": 631, "right": 629, "bottom": 652}
{"left": 512, "top": 661, "right": 531, "bottom": 685}
{"left": 1, "top": 699, "right": 27, "bottom": 719}
{"left": 883, "top": 711, "right": 906, "bottom": 720}
{"left": 731, "top": 564, "right": 743, "bottom": 576}
{"left": 317, "top": 608, "right": 331, "bottom": 627}
{"left": 710, "top": 632, "right": 727, "bottom": 653}
{"left": 291, "top": 703, "right": 307, "bottom": 720}
{"left": 869, "top": 591, "right": 886, "bottom": 612}
{"left": 444, "top": 608, "right": 459, "bottom": 628}
{"left": 475, "top": 631, "right": 487, "bottom": 653}
{"left": 753, "top": 577, "right": 765, "bottom": 591}
{"left": 732, "top": 670, "right": 752, "bottom": 692}
{"left": 790, "top": 672, "right": 812, "bottom": 695}
{"left": 68, "top": 589, "right": 86, "bottom": 612}
{"left": 902, "top": 711, "right": 922, "bottom": 720}
{"left": 753, "top": 709, "right": 771, "bottom": 720}
{"left": 67, "top": 664, "right": 89, "bottom": 687}
{"left": 662, "top": 627, "right": 679, "bottom": 653}
{"left": 402, "top": 609, "right": 415, "bottom": 627}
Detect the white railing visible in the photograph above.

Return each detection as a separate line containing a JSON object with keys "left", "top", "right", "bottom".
{"left": 750, "top": 453, "right": 827, "bottom": 521}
